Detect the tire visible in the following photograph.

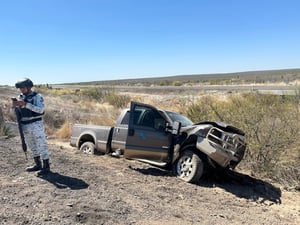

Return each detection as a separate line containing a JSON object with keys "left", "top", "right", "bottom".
{"left": 79, "top": 142, "right": 95, "bottom": 155}
{"left": 173, "top": 150, "right": 204, "bottom": 183}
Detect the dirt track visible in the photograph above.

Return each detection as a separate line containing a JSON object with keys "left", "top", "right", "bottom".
{"left": 0, "top": 136, "right": 299, "bottom": 225}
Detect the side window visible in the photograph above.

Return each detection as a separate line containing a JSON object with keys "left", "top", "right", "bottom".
{"left": 140, "top": 111, "right": 155, "bottom": 127}
{"left": 134, "top": 106, "right": 165, "bottom": 130}
{"left": 154, "top": 117, "right": 166, "bottom": 131}
{"left": 133, "top": 110, "right": 142, "bottom": 125}
{"left": 120, "top": 111, "right": 130, "bottom": 125}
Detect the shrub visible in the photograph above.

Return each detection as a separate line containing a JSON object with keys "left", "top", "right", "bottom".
{"left": 159, "top": 80, "right": 172, "bottom": 86}
{"left": 0, "top": 107, "right": 13, "bottom": 137}
{"left": 43, "top": 109, "right": 66, "bottom": 135}
{"left": 56, "top": 121, "right": 71, "bottom": 139}
{"left": 105, "top": 92, "right": 130, "bottom": 108}
{"left": 0, "top": 124, "right": 12, "bottom": 137}
{"left": 77, "top": 88, "right": 108, "bottom": 102}
{"left": 172, "top": 81, "right": 183, "bottom": 86}
{"left": 186, "top": 93, "right": 300, "bottom": 184}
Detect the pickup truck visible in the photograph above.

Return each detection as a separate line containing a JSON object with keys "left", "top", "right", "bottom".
{"left": 70, "top": 101, "right": 246, "bottom": 183}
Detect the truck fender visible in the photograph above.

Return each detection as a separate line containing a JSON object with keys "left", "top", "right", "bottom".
{"left": 77, "top": 131, "right": 96, "bottom": 149}
{"left": 172, "top": 143, "right": 195, "bottom": 164}
{"left": 171, "top": 132, "right": 193, "bottom": 163}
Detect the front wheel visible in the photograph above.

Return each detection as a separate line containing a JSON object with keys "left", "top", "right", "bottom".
{"left": 79, "top": 141, "right": 95, "bottom": 155}
{"left": 173, "top": 150, "right": 204, "bottom": 183}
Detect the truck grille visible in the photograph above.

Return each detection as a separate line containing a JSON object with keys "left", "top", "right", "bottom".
{"left": 207, "top": 127, "right": 246, "bottom": 155}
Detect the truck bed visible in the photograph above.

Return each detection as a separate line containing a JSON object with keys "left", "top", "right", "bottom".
{"left": 70, "top": 124, "right": 114, "bottom": 154}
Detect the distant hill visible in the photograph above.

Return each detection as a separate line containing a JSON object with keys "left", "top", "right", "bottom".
{"left": 65, "top": 68, "right": 300, "bottom": 86}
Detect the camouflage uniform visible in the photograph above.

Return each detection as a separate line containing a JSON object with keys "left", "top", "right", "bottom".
{"left": 14, "top": 77, "right": 50, "bottom": 175}
{"left": 18, "top": 92, "right": 50, "bottom": 160}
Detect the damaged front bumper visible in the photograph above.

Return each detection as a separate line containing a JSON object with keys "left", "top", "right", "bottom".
{"left": 196, "top": 126, "right": 246, "bottom": 168}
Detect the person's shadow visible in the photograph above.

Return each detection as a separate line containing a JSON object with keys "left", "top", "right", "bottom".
{"left": 38, "top": 171, "right": 89, "bottom": 190}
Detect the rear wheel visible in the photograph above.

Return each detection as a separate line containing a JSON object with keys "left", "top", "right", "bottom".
{"left": 80, "top": 142, "right": 95, "bottom": 155}
{"left": 173, "top": 150, "right": 203, "bottom": 183}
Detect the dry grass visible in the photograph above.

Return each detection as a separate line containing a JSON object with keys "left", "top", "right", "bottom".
{"left": 1, "top": 77, "right": 300, "bottom": 189}
{"left": 55, "top": 121, "right": 71, "bottom": 139}
{"left": 186, "top": 93, "right": 300, "bottom": 188}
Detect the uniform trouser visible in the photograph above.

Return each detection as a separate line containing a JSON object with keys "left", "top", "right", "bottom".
{"left": 22, "top": 120, "right": 50, "bottom": 160}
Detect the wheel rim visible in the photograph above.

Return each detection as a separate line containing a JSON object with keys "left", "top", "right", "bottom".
{"left": 178, "top": 156, "right": 193, "bottom": 178}
{"left": 82, "top": 145, "right": 92, "bottom": 154}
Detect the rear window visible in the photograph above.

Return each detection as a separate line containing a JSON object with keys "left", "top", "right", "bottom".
{"left": 120, "top": 111, "right": 129, "bottom": 125}
{"left": 121, "top": 110, "right": 143, "bottom": 125}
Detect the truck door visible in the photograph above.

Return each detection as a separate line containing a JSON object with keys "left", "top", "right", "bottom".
{"left": 125, "top": 102, "right": 172, "bottom": 163}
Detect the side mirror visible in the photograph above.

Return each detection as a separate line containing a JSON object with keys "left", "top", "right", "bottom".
{"left": 171, "top": 121, "right": 181, "bottom": 135}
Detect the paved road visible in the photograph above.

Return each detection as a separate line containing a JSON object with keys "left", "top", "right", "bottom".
{"left": 53, "top": 84, "right": 300, "bottom": 95}
{"left": 108, "top": 85, "right": 300, "bottom": 95}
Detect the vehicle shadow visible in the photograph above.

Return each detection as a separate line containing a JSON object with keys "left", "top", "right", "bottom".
{"left": 130, "top": 166, "right": 281, "bottom": 204}
{"left": 200, "top": 170, "right": 282, "bottom": 204}
{"left": 128, "top": 165, "right": 173, "bottom": 177}
{"left": 37, "top": 171, "right": 89, "bottom": 190}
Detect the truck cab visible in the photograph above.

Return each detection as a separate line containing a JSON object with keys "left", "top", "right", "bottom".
{"left": 125, "top": 102, "right": 175, "bottom": 166}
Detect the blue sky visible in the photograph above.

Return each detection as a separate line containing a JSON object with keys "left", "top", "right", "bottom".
{"left": 0, "top": 0, "right": 299, "bottom": 85}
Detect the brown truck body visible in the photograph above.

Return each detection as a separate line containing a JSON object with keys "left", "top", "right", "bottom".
{"left": 70, "top": 101, "right": 246, "bottom": 183}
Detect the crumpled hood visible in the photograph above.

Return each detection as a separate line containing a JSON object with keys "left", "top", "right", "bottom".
{"left": 181, "top": 121, "right": 245, "bottom": 136}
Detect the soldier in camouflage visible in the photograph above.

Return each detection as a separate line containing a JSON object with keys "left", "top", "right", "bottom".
{"left": 12, "top": 78, "right": 50, "bottom": 175}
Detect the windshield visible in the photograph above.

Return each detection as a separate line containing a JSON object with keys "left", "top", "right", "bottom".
{"left": 165, "top": 111, "right": 193, "bottom": 127}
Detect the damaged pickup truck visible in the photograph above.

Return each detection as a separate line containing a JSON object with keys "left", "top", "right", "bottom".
{"left": 70, "top": 101, "right": 246, "bottom": 183}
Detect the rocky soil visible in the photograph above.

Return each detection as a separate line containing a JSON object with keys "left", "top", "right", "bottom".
{"left": 0, "top": 135, "right": 299, "bottom": 225}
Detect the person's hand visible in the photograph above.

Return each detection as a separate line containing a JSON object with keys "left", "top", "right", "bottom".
{"left": 12, "top": 100, "right": 26, "bottom": 108}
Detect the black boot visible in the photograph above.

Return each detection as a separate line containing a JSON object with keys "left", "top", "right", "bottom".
{"left": 26, "top": 156, "right": 42, "bottom": 172}
{"left": 37, "top": 159, "right": 50, "bottom": 176}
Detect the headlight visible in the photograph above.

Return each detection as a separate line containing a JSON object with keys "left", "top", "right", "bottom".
{"left": 196, "top": 126, "right": 212, "bottom": 138}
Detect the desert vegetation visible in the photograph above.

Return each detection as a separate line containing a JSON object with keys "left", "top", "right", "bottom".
{"left": 30, "top": 83, "right": 300, "bottom": 191}
{"left": 1, "top": 69, "right": 299, "bottom": 191}
{"left": 186, "top": 92, "right": 300, "bottom": 189}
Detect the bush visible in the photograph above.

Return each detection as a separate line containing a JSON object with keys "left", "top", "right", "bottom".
{"left": 56, "top": 121, "right": 71, "bottom": 139}
{"left": 186, "top": 93, "right": 300, "bottom": 184}
{"left": 43, "top": 109, "right": 66, "bottom": 135}
{"left": 0, "top": 107, "right": 12, "bottom": 137}
{"left": 172, "top": 81, "right": 183, "bottom": 86}
{"left": 0, "top": 124, "right": 12, "bottom": 137}
{"left": 105, "top": 92, "right": 130, "bottom": 108}
{"left": 77, "top": 88, "right": 109, "bottom": 102}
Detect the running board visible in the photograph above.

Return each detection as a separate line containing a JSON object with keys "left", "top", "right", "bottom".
{"left": 135, "top": 159, "right": 168, "bottom": 167}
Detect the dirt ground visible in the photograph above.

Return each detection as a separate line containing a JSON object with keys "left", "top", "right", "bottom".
{"left": 0, "top": 85, "right": 299, "bottom": 224}
{"left": 0, "top": 135, "right": 299, "bottom": 225}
